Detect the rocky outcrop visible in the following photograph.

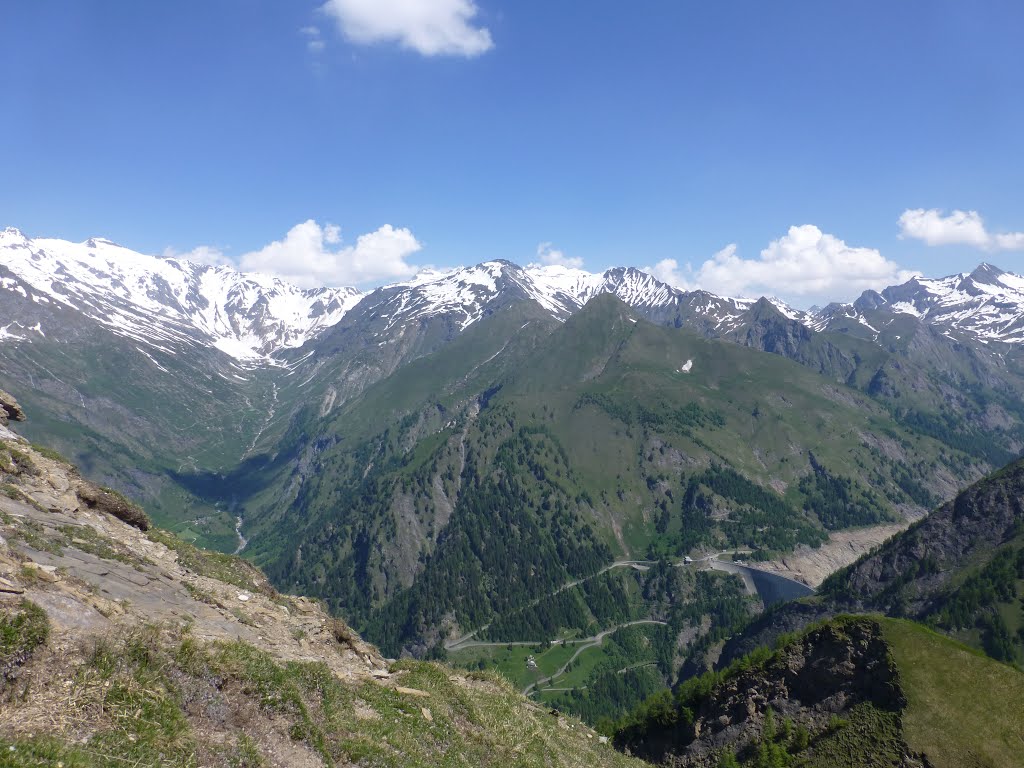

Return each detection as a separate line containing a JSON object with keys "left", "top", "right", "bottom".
{"left": 0, "top": 388, "right": 25, "bottom": 426}
{"left": 76, "top": 480, "right": 152, "bottom": 531}
{"left": 838, "top": 460, "right": 1024, "bottom": 612}
{"left": 622, "top": 618, "right": 911, "bottom": 767}
{"left": 691, "top": 620, "right": 904, "bottom": 764}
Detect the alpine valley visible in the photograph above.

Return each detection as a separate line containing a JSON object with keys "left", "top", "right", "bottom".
{"left": 4, "top": 226, "right": 1024, "bottom": 742}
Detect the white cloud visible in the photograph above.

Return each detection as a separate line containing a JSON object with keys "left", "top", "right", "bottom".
{"left": 300, "top": 25, "right": 326, "bottom": 54}
{"left": 237, "top": 220, "right": 422, "bottom": 288}
{"left": 533, "top": 242, "right": 583, "bottom": 269}
{"left": 898, "top": 208, "right": 1024, "bottom": 251}
{"left": 649, "top": 226, "right": 917, "bottom": 305}
{"left": 320, "top": 0, "right": 493, "bottom": 57}
{"left": 995, "top": 233, "right": 1024, "bottom": 250}
{"left": 163, "top": 245, "right": 234, "bottom": 268}
{"left": 647, "top": 257, "right": 694, "bottom": 290}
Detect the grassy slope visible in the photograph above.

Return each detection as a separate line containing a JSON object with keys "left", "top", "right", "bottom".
{"left": 882, "top": 618, "right": 1024, "bottom": 768}
{"left": 0, "top": 628, "right": 645, "bottom": 768}
{"left": 800, "top": 618, "right": 1024, "bottom": 768}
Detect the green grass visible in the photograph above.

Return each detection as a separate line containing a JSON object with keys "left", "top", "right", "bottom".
{"left": 57, "top": 523, "right": 143, "bottom": 567}
{"left": 881, "top": 618, "right": 1024, "bottom": 768}
{"left": 449, "top": 643, "right": 579, "bottom": 690}
{"left": 0, "top": 600, "right": 49, "bottom": 680}
{"left": 550, "top": 644, "right": 607, "bottom": 689}
{"left": 8, "top": 518, "right": 64, "bottom": 555}
{"left": 29, "top": 443, "right": 71, "bottom": 465}
{"left": 0, "top": 627, "right": 645, "bottom": 768}
{"left": 797, "top": 702, "right": 906, "bottom": 768}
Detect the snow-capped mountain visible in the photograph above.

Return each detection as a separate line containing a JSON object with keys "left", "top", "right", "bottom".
{"left": 811, "top": 263, "right": 1024, "bottom": 345}
{"left": 0, "top": 228, "right": 363, "bottom": 361}
{"left": 349, "top": 260, "right": 770, "bottom": 336}
{"left": 359, "top": 261, "right": 689, "bottom": 331}
{"left": 6, "top": 226, "right": 1024, "bottom": 369}
{"left": 0, "top": 228, "right": 790, "bottom": 367}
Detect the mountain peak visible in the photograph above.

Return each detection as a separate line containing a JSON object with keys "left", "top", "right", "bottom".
{"left": 85, "top": 236, "right": 122, "bottom": 248}
{"left": 966, "top": 262, "right": 1005, "bottom": 282}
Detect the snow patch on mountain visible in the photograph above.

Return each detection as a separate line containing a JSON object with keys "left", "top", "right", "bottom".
{"left": 0, "top": 228, "right": 364, "bottom": 361}
{"left": 812, "top": 263, "right": 1024, "bottom": 344}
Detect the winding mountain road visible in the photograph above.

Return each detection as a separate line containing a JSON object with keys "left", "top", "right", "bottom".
{"left": 444, "top": 559, "right": 662, "bottom": 650}
{"left": 519, "top": 619, "right": 668, "bottom": 696}
{"left": 445, "top": 551, "right": 814, "bottom": 654}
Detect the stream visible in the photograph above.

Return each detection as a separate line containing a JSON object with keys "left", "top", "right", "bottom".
{"left": 233, "top": 515, "right": 248, "bottom": 555}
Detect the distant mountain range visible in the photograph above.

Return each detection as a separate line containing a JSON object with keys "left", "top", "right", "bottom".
{"left": 8, "top": 227, "right": 1024, "bottom": 364}
{"left": 0, "top": 227, "right": 361, "bottom": 361}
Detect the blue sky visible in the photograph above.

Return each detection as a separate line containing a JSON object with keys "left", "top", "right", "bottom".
{"left": 2, "top": 1, "right": 1023, "bottom": 304}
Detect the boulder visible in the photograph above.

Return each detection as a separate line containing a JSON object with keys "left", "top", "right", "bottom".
{"left": 0, "top": 390, "right": 26, "bottom": 426}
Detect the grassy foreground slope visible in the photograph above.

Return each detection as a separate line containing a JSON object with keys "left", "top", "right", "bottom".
{"left": 0, "top": 416, "right": 642, "bottom": 768}
{"left": 882, "top": 619, "right": 1024, "bottom": 768}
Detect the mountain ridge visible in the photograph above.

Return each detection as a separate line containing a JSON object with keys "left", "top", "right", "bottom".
{"left": 8, "top": 226, "right": 1024, "bottom": 368}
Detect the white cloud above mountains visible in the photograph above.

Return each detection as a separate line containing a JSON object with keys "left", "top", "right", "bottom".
{"left": 167, "top": 220, "right": 423, "bottom": 288}
{"left": 533, "top": 242, "right": 583, "bottom": 269}
{"left": 649, "top": 225, "right": 917, "bottom": 305}
{"left": 319, "top": 0, "right": 493, "bottom": 58}
{"left": 898, "top": 208, "right": 1024, "bottom": 251}
{"left": 239, "top": 221, "right": 422, "bottom": 288}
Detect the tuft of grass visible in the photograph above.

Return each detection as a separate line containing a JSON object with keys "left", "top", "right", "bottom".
{"left": 80, "top": 627, "right": 198, "bottom": 766}
{"left": 0, "top": 600, "right": 49, "bottom": 689}
{"left": 9, "top": 518, "right": 64, "bottom": 555}
{"left": 228, "top": 734, "right": 267, "bottom": 767}
{"left": 76, "top": 482, "right": 151, "bottom": 531}
{"left": 0, "top": 484, "right": 46, "bottom": 514}
{"left": 57, "top": 524, "right": 141, "bottom": 567}
{"left": 800, "top": 703, "right": 905, "bottom": 767}
{"left": 6, "top": 449, "right": 37, "bottom": 476}
{"left": 182, "top": 580, "right": 218, "bottom": 606}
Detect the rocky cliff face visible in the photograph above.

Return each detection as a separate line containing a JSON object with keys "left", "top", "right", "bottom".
{"left": 0, "top": 389, "right": 25, "bottom": 426}
{"left": 836, "top": 459, "right": 1024, "bottom": 614}
{"left": 622, "top": 619, "right": 914, "bottom": 767}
